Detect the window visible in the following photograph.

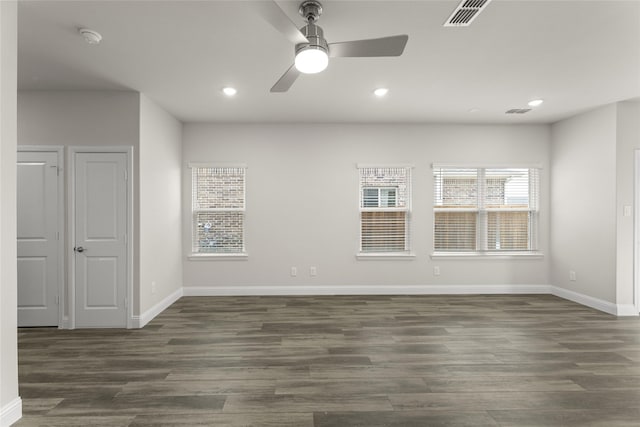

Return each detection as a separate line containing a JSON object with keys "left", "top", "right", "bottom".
{"left": 363, "top": 187, "right": 397, "bottom": 208}
{"left": 191, "top": 165, "right": 246, "bottom": 256}
{"left": 359, "top": 166, "right": 412, "bottom": 255}
{"left": 433, "top": 166, "right": 539, "bottom": 254}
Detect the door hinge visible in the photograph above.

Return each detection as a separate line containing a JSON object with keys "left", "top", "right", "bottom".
{"left": 56, "top": 231, "right": 60, "bottom": 241}
{"left": 124, "top": 170, "right": 128, "bottom": 181}
{"left": 55, "top": 295, "right": 59, "bottom": 305}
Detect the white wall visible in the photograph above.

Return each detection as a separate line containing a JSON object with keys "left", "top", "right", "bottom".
{"left": 18, "top": 91, "right": 140, "bottom": 147}
{"left": 139, "top": 94, "right": 183, "bottom": 316}
{"left": 550, "top": 100, "right": 640, "bottom": 314}
{"left": 550, "top": 105, "right": 618, "bottom": 303}
{"left": 183, "top": 123, "right": 550, "bottom": 292}
{"left": 0, "top": 2, "right": 21, "bottom": 425}
{"left": 616, "top": 100, "right": 640, "bottom": 311}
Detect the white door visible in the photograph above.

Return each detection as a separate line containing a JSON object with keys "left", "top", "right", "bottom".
{"left": 17, "top": 150, "right": 61, "bottom": 327}
{"left": 74, "top": 151, "right": 128, "bottom": 328}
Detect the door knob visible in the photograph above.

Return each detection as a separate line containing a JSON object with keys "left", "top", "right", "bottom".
{"left": 74, "top": 246, "right": 85, "bottom": 253}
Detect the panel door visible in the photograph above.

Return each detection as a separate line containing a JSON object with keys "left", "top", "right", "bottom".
{"left": 74, "top": 152, "right": 128, "bottom": 328}
{"left": 17, "top": 150, "right": 60, "bottom": 327}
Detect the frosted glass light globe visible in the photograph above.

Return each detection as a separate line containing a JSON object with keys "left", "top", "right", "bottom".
{"left": 295, "top": 48, "right": 329, "bottom": 74}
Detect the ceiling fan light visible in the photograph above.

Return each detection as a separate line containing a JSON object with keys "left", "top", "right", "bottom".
{"left": 295, "top": 47, "right": 329, "bottom": 74}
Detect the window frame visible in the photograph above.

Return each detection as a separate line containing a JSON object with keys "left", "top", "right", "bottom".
{"left": 357, "top": 165, "right": 415, "bottom": 260}
{"left": 432, "top": 164, "right": 542, "bottom": 259}
{"left": 188, "top": 163, "right": 248, "bottom": 260}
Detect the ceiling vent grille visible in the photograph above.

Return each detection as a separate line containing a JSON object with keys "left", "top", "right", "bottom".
{"left": 505, "top": 108, "right": 532, "bottom": 114}
{"left": 444, "top": 0, "right": 492, "bottom": 27}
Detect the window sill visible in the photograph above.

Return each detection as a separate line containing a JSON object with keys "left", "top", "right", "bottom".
{"left": 430, "top": 252, "right": 544, "bottom": 260}
{"left": 188, "top": 253, "right": 248, "bottom": 261}
{"left": 356, "top": 253, "right": 416, "bottom": 260}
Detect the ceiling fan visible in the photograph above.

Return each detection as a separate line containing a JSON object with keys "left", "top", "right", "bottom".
{"left": 255, "top": 0, "right": 409, "bottom": 92}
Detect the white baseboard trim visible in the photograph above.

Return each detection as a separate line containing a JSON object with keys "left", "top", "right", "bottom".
{"left": 183, "top": 284, "right": 638, "bottom": 317}
{"left": 0, "top": 397, "right": 22, "bottom": 427}
{"left": 131, "top": 287, "right": 183, "bottom": 328}
{"left": 183, "top": 284, "right": 551, "bottom": 297}
{"left": 548, "top": 286, "right": 639, "bottom": 316}
{"left": 614, "top": 304, "right": 639, "bottom": 316}
{"left": 60, "top": 316, "right": 70, "bottom": 330}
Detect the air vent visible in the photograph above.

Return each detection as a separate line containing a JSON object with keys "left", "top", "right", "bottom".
{"left": 444, "top": 0, "right": 492, "bottom": 27}
{"left": 505, "top": 108, "right": 532, "bottom": 114}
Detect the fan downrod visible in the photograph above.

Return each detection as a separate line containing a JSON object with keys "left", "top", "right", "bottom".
{"left": 299, "top": 1, "right": 322, "bottom": 23}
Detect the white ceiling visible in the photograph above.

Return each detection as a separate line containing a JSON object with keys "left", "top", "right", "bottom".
{"left": 17, "top": 0, "right": 640, "bottom": 124}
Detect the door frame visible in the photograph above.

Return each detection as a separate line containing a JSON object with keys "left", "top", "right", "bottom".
{"left": 68, "top": 146, "right": 134, "bottom": 329}
{"left": 17, "top": 145, "right": 65, "bottom": 328}
{"left": 636, "top": 150, "right": 640, "bottom": 314}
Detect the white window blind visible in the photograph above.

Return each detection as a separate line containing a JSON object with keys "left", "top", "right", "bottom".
{"left": 191, "top": 166, "right": 246, "bottom": 254}
{"left": 433, "top": 166, "right": 539, "bottom": 253}
{"left": 359, "top": 166, "right": 412, "bottom": 254}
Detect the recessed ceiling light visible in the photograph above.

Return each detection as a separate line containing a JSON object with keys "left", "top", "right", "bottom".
{"left": 78, "top": 28, "right": 102, "bottom": 45}
{"left": 222, "top": 87, "right": 237, "bottom": 97}
{"left": 528, "top": 99, "right": 544, "bottom": 107}
{"left": 373, "top": 88, "right": 389, "bottom": 97}
{"left": 468, "top": 108, "right": 480, "bottom": 113}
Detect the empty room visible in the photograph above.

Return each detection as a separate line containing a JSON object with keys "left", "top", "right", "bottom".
{"left": 1, "top": 0, "right": 640, "bottom": 426}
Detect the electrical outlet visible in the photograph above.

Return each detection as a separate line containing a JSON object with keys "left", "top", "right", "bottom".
{"left": 290, "top": 267, "right": 297, "bottom": 277}
{"left": 569, "top": 270, "right": 576, "bottom": 281}
{"left": 310, "top": 266, "right": 317, "bottom": 277}
{"left": 151, "top": 281, "right": 157, "bottom": 294}
{"left": 433, "top": 266, "right": 441, "bottom": 276}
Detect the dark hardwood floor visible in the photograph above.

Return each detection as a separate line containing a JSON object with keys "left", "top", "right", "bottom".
{"left": 15, "top": 294, "right": 640, "bottom": 426}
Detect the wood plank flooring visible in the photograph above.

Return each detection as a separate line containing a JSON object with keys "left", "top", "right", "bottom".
{"left": 15, "top": 294, "right": 640, "bottom": 426}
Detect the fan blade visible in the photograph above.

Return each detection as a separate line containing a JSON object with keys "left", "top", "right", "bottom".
{"left": 270, "top": 64, "right": 300, "bottom": 93}
{"left": 254, "top": 1, "right": 308, "bottom": 45}
{"left": 329, "top": 35, "right": 408, "bottom": 58}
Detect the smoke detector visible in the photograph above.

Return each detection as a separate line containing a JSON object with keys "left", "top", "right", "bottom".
{"left": 79, "top": 28, "right": 102, "bottom": 45}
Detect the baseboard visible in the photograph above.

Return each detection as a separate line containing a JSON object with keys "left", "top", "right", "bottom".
{"left": 182, "top": 284, "right": 637, "bottom": 317}
{"left": 614, "top": 304, "right": 639, "bottom": 316}
{"left": 183, "top": 284, "right": 551, "bottom": 297}
{"left": 548, "top": 286, "right": 638, "bottom": 316}
{"left": 60, "top": 316, "right": 70, "bottom": 329}
{"left": 131, "top": 287, "right": 183, "bottom": 328}
{"left": 0, "top": 397, "right": 22, "bottom": 427}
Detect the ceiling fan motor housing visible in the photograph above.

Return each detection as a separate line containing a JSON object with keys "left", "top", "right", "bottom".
{"left": 295, "top": 23, "right": 329, "bottom": 57}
